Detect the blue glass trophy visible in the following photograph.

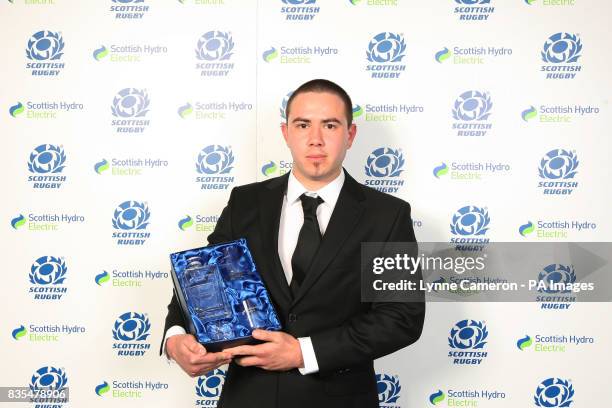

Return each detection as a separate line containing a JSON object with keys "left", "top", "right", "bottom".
{"left": 170, "top": 239, "right": 282, "bottom": 351}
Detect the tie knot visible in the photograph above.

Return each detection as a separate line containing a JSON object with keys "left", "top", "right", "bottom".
{"left": 300, "top": 194, "right": 323, "bottom": 215}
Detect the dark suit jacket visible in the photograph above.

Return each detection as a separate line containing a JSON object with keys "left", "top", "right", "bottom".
{"left": 162, "top": 170, "right": 425, "bottom": 408}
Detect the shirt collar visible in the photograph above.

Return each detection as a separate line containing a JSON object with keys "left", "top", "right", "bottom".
{"left": 287, "top": 170, "right": 345, "bottom": 209}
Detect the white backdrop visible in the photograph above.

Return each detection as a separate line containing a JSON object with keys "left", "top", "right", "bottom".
{"left": 2, "top": 1, "right": 611, "bottom": 407}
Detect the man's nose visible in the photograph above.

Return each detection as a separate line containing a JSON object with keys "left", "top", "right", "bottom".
{"left": 308, "top": 125, "right": 324, "bottom": 146}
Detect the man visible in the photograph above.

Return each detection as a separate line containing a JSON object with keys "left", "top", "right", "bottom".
{"left": 161, "top": 79, "right": 425, "bottom": 407}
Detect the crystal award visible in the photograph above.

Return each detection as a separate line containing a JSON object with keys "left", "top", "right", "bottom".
{"left": 170, "top": 238, "right": 282, "bottom": 351}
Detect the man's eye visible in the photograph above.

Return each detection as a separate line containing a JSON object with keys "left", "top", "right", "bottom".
{"left": 297, "top": 123, "right": 308, "bottom": 129}
{"left": 325, "top": 123, "right": 336, "bottom": 129}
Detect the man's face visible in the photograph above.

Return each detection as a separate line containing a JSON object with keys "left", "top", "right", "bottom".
{"left": 281, "top": 91, "right": 356, "bottom": 188}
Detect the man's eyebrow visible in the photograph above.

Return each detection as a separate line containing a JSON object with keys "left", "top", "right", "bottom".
{"left": 322, "top": 118, "right": 342, "bottom": 124}
{"left": 290, "top": 117, "right": 343, "bottom": 124}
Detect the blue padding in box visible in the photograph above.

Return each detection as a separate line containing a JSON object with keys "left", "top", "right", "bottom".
{"left": 171, "top": 239, "right": 281, "bottom": 346}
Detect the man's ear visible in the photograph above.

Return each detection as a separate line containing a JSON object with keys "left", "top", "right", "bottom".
{"left": 281, "top": 122, "right": 289, "bottom": 144}
{"left": 347, "top": 123, "right": 357, "bottom": 148}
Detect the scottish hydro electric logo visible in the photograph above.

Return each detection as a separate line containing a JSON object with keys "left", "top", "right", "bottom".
{"left": 196, "top": 145, "right": 236, "bottom": 190}
{"left": 111, "top": 88, "right": 151, "bottom": 133}
{"left": 261, "top": 160, "right": 292, "bottom": 177}
{"left": 10, "top": 212, "right": 85, "bottom": 232}
{"left": 280, "top": 0, "right": 320, "bottom": 21}
{"left": 518, "top": 219, "right": 597, "bottom": 239}
{"left": 366, "top": 32, "right": 406, "bottom": 79}
{"left": 178, "top": 214, "right": 219, "bottom": 234}
{"left": 541, "top": 32, "right": 582, "bottom": 79}
{"left": 29, "top": 256, "right": 68, "bottom": 301}
{"left": 448, "top": 319, "right": 488, "bottom": 364}
{"left": 450, "top": 205, "right": 490, "bottom": 250}
{"left": 11, "top": 214, "right": 26, "bottom": 230}
{"left": 10, "top": 102, "right": 25, "bottom": 117}
{"left": 433, "top": 160, "right": 511, "bottom": 181}
{"left": 29, "top": 366, "right": 69, "bottom": 405}
{"left": 196, "top": 369, "right": 226, "bottom": 403}
{"left": 430, "top": 390, "right": 446, "bottom": 405}
{"left": 516, "top": 333, "right": 594, "bottom": 353}
{"left": 523, "top": 104, "right": 600, "bottom": 124}
{"left": 9, "top": 100, "right": 84, "bottom": 120}
{"left": 454, "top": 0, "right": 495, "bottom": 21}
{"left": 94, "top": 157, "right": 168, "bottom": 176}
{"left": 95, "top": 271, "right": 110, "bottom": 286}
{"left": 12, "top": 323, "right": 85, "bottom": 342}
{"left": 97, "top": 268, "right": 168, "bottom": 288}
{"left": 349, "top": 0, "right": 398, "bottom": 7}
{"left": 376, "top": 374, "right": 401, "bottom": 408}
{"left": 452, "top": 90, "right": 493, "bottom": 136}
{"left": 111, "top": 200, "right": 151, "bottom": 245}
{"left": 195, "top": 31, "right": 235, "bottom": 77}
{"left": 353, "top": 104, "right": 363, "bottom": 119}
{"left": 537, "top": 149, "right": 579, "bottom": 195}
{"left": 519, "top": 221, "right": 535, "bottom": 237}
{"left": 534, "top": 378, "right": 574, "bottom": 407}
{"left": 94, "top": 379, "right": 168, "bottom": 399}
{"left": 178, "top": 100, "right": 253, "bottom": 120}
{"left": 178, "top": 215, "right": 193, "bottom": 231}
{"left": 93, "top": 43, "right": 167, "bottom": 63}
{"left": 177, "top": 102, "right": 193, "bottom": 118}
{"left": 25, "top": 30, "right": 65, "bottom": 76}
{"left": 359, "top": 102, "right": 424, "bottom": 122}
{"left": 517, "top": 335, "right": 533, "bottom": 351}
{"left": 95, "top": 381, "right": 110, "bottom": 396}
{"left": 434, "top": 163, "right": 449, "bottom": 178}
{"left": 261, "top": 161, "right": 278, "bottom": 177}
{"left": 429, "top": 388, "right": 506, "bottom": 405}
{"left": 27, "top": 144, "right": 67, "bottom": 189}
{"left": 435, "top": 44, "right": 511, "bottom": 64}
{"left": 12, "top": 325, "right": 27, "bottom": 341}
{"left": 109, "top": 0, "right": 150, "bottom": 19}
{"left": 364, "top": 147, "right": 405, "bottom": 194}
{"left": 112, "top": 312, "right": 152, "bottom": 356}
{"left": 261, "top": 44, "right": 339, "bottom": 64}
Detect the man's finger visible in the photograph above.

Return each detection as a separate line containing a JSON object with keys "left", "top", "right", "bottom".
{"left": 183, "top": 336, "right": 206, "bottom": 354}
{"left": 225, "top": 344, "right": 262, "bottom": 357}
{"left": 187, "top": 359, "right": 231, "bottom": 377}
{"left": 252, "top": 329, "right": 278, "bottom": 342}
{"left": 189, "top": 351, "right": 231, "bottom": 365}
{"left": 193, "top": 357, "right": 232, "bottom": 370}
{"left": 235, "top": 356, "right": 262, "bottom": 367}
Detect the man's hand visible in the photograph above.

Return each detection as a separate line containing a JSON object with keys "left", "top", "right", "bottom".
{"left": 224, "top": 329, "right": 304, "bottom": 371}
{"left": 166, "top": 334, "right": 231, "bottom": 377}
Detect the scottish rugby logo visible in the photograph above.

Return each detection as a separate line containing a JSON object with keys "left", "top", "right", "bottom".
{"left": 541, "top": 32, "right": 582, "bottom": 79}
{"left": 366, "top": 32, "right": 406, "bottom": 79}
{"left": 26, "top": 30, "right": 65, "bottom": 76}
{"left": 111, "top": 200, "right": 151, "bottom": 245}
{"left": 537, "top": 149, "right": 579, "bottom": 195}
{"left": 195, "top": 31, "right": 235, "bottom": 77}
{"left": 452, "top": 90, "right": 493, "bottom": 136}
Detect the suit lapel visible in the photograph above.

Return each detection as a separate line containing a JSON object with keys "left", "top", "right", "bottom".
{"left": 258, "top": 173, "right": 293, "bottom": 308}
{"left": 291, "top": 170, "right": 365, "bottom": 306}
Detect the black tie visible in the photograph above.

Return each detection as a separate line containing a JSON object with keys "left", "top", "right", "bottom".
{"left": 290, "top": 194, "right": 324, "bottom": 295}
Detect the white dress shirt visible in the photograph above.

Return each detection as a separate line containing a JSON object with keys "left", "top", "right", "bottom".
{"left": 278, "top": 170, "right": 345, "bottom": 374}
{"left": 163, "top": 170, "right": 346, "bottom": 375}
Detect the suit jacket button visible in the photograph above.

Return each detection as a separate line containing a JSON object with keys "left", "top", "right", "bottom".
{"left": 288, "top": 313, "right": 297, "bottom": 322}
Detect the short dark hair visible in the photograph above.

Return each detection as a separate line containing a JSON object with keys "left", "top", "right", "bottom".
{"left": 285, "top": 79, "right": 353, "bottom": 126}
